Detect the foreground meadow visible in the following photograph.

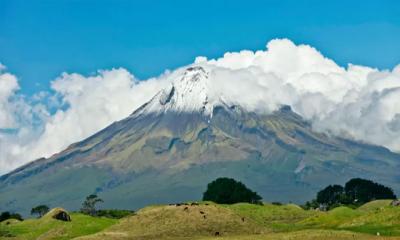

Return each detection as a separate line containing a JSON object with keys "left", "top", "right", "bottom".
{"left": 1, "top": 200, "right": 400, "bottom": 239}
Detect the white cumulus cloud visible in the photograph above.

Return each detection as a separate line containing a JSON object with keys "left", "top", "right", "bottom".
{"left": 0, "top": 67, "right": 170, "bottom": 173}
{"left": 0, "top": 64, "right": 20, "bottom": 129}
{"left": 1, "top": 38, "right": 400, "bottom": 174}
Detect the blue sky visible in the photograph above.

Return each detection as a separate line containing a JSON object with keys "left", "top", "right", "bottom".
{"left": 1, "top": 0, "right": 400, "bottom": 95}
{"left": 2, "top": 0, "right": 400, "bottom": 173}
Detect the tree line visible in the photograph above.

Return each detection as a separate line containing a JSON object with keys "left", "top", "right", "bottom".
{"left": 0, "top": 194, "right": 131, "bottom": 222}
{"left": 304, "top": 178, "right": 397, "bottom": 210}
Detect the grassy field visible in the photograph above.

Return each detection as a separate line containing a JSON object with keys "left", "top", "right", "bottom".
{"left": 0, "top": 212, "right": 117, "bottom": 239}
{"left": 1, "top": 200, "right": 400, "bottom": 239}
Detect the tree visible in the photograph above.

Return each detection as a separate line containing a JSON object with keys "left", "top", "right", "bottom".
{"left": 31, "top": 205, "right": 50, "bottom": 218}
{"left": 80, "top": 194, "right": 103, "bottom": 216}
{"left": 0, "top": 212, "right": 10, "bottom": 222}
{"left": 0, "top": 211, "right": 23, "bottom": 222}
{"left": 305, "top": 178, "right": 397, "bottom": 210}
{"left": 316, "top": 185, "right": 346, "bottom": 205}
{"left": 345, "top": 178, "right": 396, "bottom": 204}
{"left": 203, "top": 177, "right": 262, "bottom": 204}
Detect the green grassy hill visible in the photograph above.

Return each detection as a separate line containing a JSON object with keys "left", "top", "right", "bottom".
{"left": 1, "top": 201, "right": 400, "bottom": 239}
{"left": 0, "top": 212, "right": 117, "bottom": 239}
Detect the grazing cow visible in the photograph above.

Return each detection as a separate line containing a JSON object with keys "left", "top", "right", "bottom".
{"left": 241, "top": 217, "right": 245, "bottom": 222}
{"left": 203, "top": 215, "right": 206, "bottom": 219}
{"left": 200, "top": 211, "right": 205, "bottom": 214}
{"left": 214, "top": 231, "right": 220, "bottom": 236}
{"left": 184, "top": 207, "right": 189, "bottom": 211}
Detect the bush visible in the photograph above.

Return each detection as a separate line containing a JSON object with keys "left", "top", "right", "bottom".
{"left": 203, "top": 177, "right": 262, "bottom": 204}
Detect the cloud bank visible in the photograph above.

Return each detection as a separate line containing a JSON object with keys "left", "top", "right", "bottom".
{"left": 0, "top": 66, "right": 170, "bottom": 173}
{"left": 1, "top": 39, "right": 400, "bottom": 174}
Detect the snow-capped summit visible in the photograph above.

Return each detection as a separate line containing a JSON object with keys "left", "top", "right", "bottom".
{"left": 134, "top": 66, "right": 221, "bottom": 116}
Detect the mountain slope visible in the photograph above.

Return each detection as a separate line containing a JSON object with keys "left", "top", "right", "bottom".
{"left": 1, "top": 66, "right": 400, "bottom": 215}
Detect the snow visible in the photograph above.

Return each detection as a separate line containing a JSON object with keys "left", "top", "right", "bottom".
{"left": 134, "top": 66, "right": 223, "bottom": 116}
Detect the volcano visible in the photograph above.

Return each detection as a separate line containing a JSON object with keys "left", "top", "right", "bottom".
{"left": 1, "top": 66, "right": 400, "bottom": 215}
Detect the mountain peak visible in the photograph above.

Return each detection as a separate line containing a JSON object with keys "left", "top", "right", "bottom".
{"left": 171, "top": 66, "right": 209, "bottom": 101}
{"left": 135, "top": 66, "right": 219, "bottom": 116}
{"left": 181, "top": 66, "right": 208, "bottom": 83}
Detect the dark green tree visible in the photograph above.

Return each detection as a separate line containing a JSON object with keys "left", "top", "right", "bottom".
{"left": 203, "top": 177, "right": 262, "bottom": 204}
{"left": 0, "top": 212, "right": 10, "bottom": 222}
{"left": 345, "top": 178, "right": 396, "bottom": 204}
{"left": 30, "top": 205, "right": 50, "bottom": 218}
{"left": 316, "top": 185, "right": 346, "bottom": 205}
{"left": 80, "top": 194, "right": 103, "bottom": 216}
{"left": 0, "top": 212, "right": 23, "bottom": 222}
{"left": 306, "top": 178, "right": 397, "bottom": 210}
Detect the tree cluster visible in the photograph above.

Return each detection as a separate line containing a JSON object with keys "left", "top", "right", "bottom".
{"left": 0, "top": 212, "right": 23, "bottom": 222}
{"left": 305, "top": 178, "right": 397, "bottom": 210}
{"left": 203, "top": 177, "right": 262, "bottom": 204}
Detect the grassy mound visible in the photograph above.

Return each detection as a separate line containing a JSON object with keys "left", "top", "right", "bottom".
{"left": 340, "top": 205, "right": 400, "bottom": 236}
{"left": 297, "top": 203, "right": 400, "bottom": 236}
{"left": 0, "top": 218, "right": 21, "bottom": 225}
{"left": 299, "top": 206, "right": 362, "bottom": 228}
{"left": 42, "top": 207, "right": 71, "bottom": 221}
{"left": 358, "top": 200, "right": 393, "bottom": 211}
{"left": 0, "top": 212, "right": 117, "bottom": 239}
{"left": 78, "top": 203, "right": 266, "bottom": 239}
{"left": 225, "top": 203, "right": 316, "bottom": 231}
